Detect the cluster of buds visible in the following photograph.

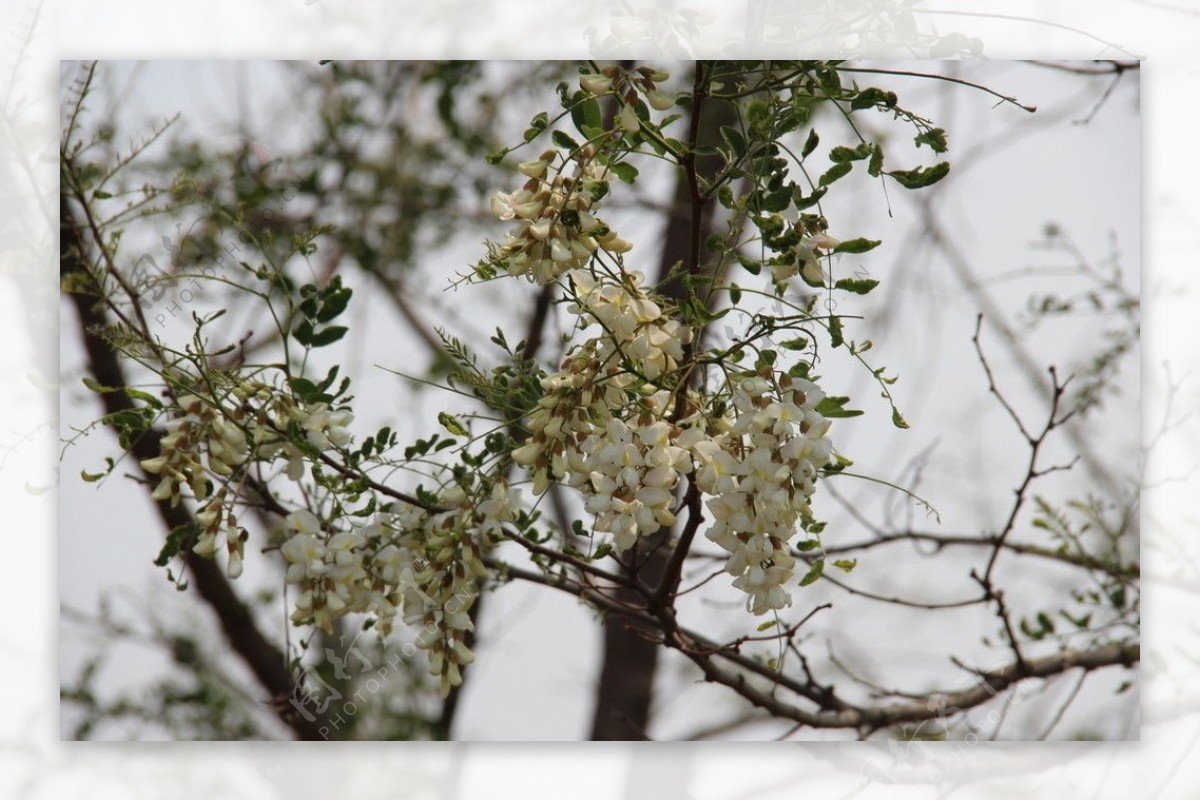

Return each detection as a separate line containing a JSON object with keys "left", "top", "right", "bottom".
{"left": 140, "top": 393, "right": 253, "bottom": 578}
{"left": 139, "top": 379, "right": 356, "bottom": 580}
{"left": 512, "top": 340, "right": 627, "bottom": 495}
{"left": 195, "top": 487, "right": 247, "bottom": 578}
{"left": 577, "top": 64, "right": 676, "bottom": 135}
{"left": 140, "top": 393, "right": 250, "bottom": 506}
{"left": 760, "top": 211, "right": 842, "bottom": 287}
{"left": 281, "top": 509, "right": 377, "bottom": 633}
{"left": 389, "top": 483, "right": 517, "bottom": 697}
{"left": 487, "top": 147, "right": 632, "bottom": 285}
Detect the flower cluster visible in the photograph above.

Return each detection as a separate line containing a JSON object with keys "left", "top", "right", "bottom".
{"left": 279, "top": 481, "right": 519, "bottom": 697}
{"left": 514, "top": 301, "right": 835, "bottom": 611}
{"left": 487, "top": 147, "right": 632, "bottom": 285}
{"left": 511, "top": 267, "right": 837, "bottom": 602}
{"left": 686, "top": 374, "right": 834, "bottom": 614}
{"left": 581, "top": 412, "right": 692, "bottom": 551}
{"left": 512, "top": 270, "right": 697, "bottom": 549}
{"left": 139, "top": 380, "right": 355, "bottom": 579}
{"left": 140, "top": 393, "right": 252, "bottom": 578}
{"left": 577, "top": 65, "right": 676, "bottom": 121}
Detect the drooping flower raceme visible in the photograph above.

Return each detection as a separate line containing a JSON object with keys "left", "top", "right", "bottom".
{"left": 277, "top": 480, "right": 520, "bottom": 697}
{"left": 139, "top": 380, "right": 357, "bottom": 580}
{"left": 686, "top": 374, "right": 834, "bottom": 615}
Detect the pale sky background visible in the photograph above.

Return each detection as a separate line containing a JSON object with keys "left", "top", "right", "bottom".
{"left": 0, "top": 0, "right": 1197, "bottom": 797}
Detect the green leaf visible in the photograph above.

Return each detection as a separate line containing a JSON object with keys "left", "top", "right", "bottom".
{"left": 571, "top": 92, "right": 602, "bottom": 134}
{"left": 82, "top": 377, "right": 116, "bottom": 394}
{"left": 126, "top": 388, "right": 163, "bottom": 408}
{"left": 551, "top": 130, "right": 579, "bottom": 151}
{"left": 814, "top": 395, "right": 864, "bottom": 418}
{"left": 793, "top": 187, "right": 827, "bottom": 212}
{"left": 719, "top": 124, "right": 747, "bottom": 157}
{"left": 315, "top": 283, "right": 353, "bottom": 323}
{"left": 746, "top": 99, "right": 770, "bottom": 130}
{"left": 293, "top": 319, "right": 315, "bottom": 346}
{"left": 832, "top": 558, "right": 857, "bottom": 573}
{"left": 780, "top": 337, "right": 809, "bottom": 351}
{"left": 891, "top": 408, "right": 910, "bottom": 429}
{"left": 829, "top": 143, "right": 871, "bottom": 163}
{"left": 819, "top": 162, "right": 852, "bottom": 186}
{"left": 736, "top": 253, "right": 762, "bottom": 275}
{"left": 799, "top": 559, "right": 825, "bottom": 587}
{"left": 288, "top": 377, "right": 323, "bottom": 403}
{"left": 801, "top": 128, "right": 820, "bottom": 158}
{"left": 609, "top": 162, "right": 638, "bottom": 184}
{"left": 756, "top": 619, "right": 781, "bottom": 632}
{"left": 437, "top": 411, "right": 469, "bottom": 437}
{"left": 832, "top": 238, "right": 881, "bottom": 254}
{"left": 850, "top": 87, "right": 897, "bottom": 110}
{"left": 914, "top": 127, "right": 949, "bottom": 154}
{"left": 308, "top": 325, "right": 348, "bottom": 347}
{"left": 834, "top": 278, "right": 880, "bottom": 295}
{"left": 155, "top": 523, "right": 200, "bottom": 567}
{"left": 887, "top": 162, "right": 950, "bottom": 189}
{"left": 729, "top": 284, "right": 742, "bottom": 305}
{"left": 80, "top": 468, "right": 107, "bottom": 483}
{"left": 829, "top": 315, "right": 844, "bottom": 348}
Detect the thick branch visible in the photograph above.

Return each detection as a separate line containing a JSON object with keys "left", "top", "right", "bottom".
{"left": 499, "top": 557, "right": 1139, "bottom": 733}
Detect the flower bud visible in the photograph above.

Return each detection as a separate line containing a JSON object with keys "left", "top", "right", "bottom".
{"left": 528, "top": 218, "right": 552, "bottom": 240}
{"left": 645, "top": 89, "right": 674, "bottom": 111}
{"left": 579, "top": 73, "right": 612, "bottom": 95}
{"left": 518, "top": 159, "right": 548, "bottom": 179}
{"left": 598, "top": 232, "right": 633, "bottom": 253}
{"left": 618, "top": 103, "right": 640, "bottom": 133}
{"left": 801, "top": 256, "right": 825, "bottom": 287}
{"left": 226, "top": 550, "right": 244, "bottom": 580}
{"left": 550, "top": 239, "right": 573, "bottom": 263}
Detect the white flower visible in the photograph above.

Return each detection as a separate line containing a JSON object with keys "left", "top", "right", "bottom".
{"left": 281, "top": 532, "right": 326, "bottom": 583}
